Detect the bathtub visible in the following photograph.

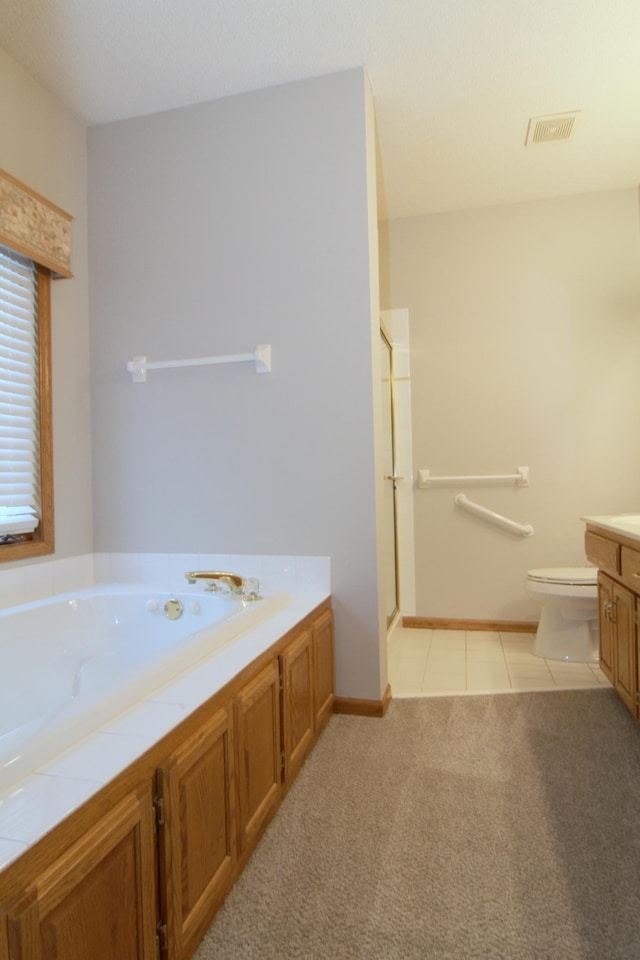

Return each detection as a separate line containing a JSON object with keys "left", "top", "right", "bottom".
{"left": 0, "top": 583, "right": 287, "bottom": 793}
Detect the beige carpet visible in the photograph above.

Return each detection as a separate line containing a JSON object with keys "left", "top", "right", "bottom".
{"left": 194, "top": 689, "right": 640, "bottom": 960}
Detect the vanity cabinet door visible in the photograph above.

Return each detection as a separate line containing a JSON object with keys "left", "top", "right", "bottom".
{"left": 598, "top": 573, "right": 615, "bottom": 683}
{"left": 157, "top": 705, "right": 236, "bottom": 960}
{"left": 281, "top": 627, "right": 315, "bottom": 784}
{"left": 235, "top": 659, "right": 282, "bottom": 851}
{"left": 312, "top": 609, "right": 335, "bottom": 733}
{"left": 6, "top": 783, "right": 157, "bottom": 960}
{"left": 600, "top": 572, "right": 638, "bottom": 718}
{"left": 612, "top": 581, "right": 637, "bottom": 717}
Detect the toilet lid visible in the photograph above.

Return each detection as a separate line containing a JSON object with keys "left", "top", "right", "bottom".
{"left": 527, "top": 566, "right": 597, "bottom": 586}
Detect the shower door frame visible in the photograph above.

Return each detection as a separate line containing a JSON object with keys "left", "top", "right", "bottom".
{"left": 380, "top": 327, "right": 400, "bottom": 627}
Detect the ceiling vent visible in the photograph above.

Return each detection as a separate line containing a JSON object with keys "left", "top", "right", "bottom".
{"left": 525, "top": 111, "right": 580, "bottom": 146}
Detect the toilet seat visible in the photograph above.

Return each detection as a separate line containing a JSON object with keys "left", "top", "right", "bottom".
{"left": 527, "top": 567, "right": 597, "bottom": 586}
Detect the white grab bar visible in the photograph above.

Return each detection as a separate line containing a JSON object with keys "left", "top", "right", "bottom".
{"left": 454, "top": 494, "right": 534, "bottom": 537}
{"left": 127, "top": 344, "right": 271, "bottom": 382}
{"left": 419, "top": 467, "right": 529, "bottom": 488}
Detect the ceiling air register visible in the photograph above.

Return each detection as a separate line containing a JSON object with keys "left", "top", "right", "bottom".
{"left": 525, "top": 111, "right": 580, "bottom": 146}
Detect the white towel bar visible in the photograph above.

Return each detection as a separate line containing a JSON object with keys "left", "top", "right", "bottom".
{"left": 419, "top": 467, "right": 529, "bottom": 488}
{"left": 454, "top": 494, "right": 534, "bottom": 537}
{"left": 127, "top": 345, "right": 271, "bottom": 382}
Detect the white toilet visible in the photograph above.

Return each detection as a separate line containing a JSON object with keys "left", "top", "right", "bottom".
{"left": 525, "top": 567, "right": 599, "bottom": 663}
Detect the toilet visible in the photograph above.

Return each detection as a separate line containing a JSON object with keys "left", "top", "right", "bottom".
{"left": 525, "top": 567, "right": 599, "bottom": 663}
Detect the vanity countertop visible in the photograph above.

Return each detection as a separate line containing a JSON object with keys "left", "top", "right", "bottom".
{"left": 582, "top": 514, "right": 640, "bottom": 544}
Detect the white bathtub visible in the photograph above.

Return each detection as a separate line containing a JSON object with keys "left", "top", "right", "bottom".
{"left": 0, "top": 583, "right": 287, "bottom": 793}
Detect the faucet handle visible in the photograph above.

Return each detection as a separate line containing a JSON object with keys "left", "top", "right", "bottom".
{"left": 242, "top": 578, "right": 262, "bottom": 601}
{"left": 204, "top": 581, "right": 226, "bottom": 593}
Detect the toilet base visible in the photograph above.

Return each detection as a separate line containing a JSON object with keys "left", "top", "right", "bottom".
{"left": 532, "top": 607, "right": 599, "bottom": 663}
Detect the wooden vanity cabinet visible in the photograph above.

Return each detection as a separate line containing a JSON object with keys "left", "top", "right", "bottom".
{"left": 0, "top": 601, "right": 334, "bottom": 960}
{"left": 598, "top": 573, "right": 637, "bottom": 716}
{"left": 586, "top": 527, "right": 638, "bottom": 719}
{"left": 597, "top": 572, "right": 615, "bottom": 683}
{"left": 615, "top": 584, "right": 637, "bottom": 715}
{"left": 5, "top": 782, "right": 157, "bottom": 960}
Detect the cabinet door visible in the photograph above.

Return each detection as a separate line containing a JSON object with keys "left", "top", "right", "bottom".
{"left": 598, "top": 573, "right": 615, "bottom": 683}
{"left": 313, "top": 609, "right": 335, "bottom": 732}
{"left": 235, "top": 659, "right": 282, "bottom": 851}
{"left": 1, "top": 912, "right": 9, "bottom": 960}
{"left": 613, "top": 581, "right": 637, "bottom": 716}
{"left": 7, "top": 783, "right": 157, "bottom": 960}
{"left": 157, "top": 705, "right": 236, "bottom": 960}
{"left": 281, "top": 627, "right": 315, "bottom": 783}
{"left": 637, "top": 598, "right": 640, "bottom": 719}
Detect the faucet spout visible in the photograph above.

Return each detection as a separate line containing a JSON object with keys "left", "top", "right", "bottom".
{"left": 184, "top": 571, "right": 245, "bottom": 594}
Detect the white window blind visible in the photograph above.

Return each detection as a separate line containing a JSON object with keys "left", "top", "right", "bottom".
{"left": 0, "top": 244, "right": 41, "bottom": 537}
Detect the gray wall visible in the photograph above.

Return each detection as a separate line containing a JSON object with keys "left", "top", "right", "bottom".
{"left": 380, "top": 188, "right": 640, "bottom": 621}
{"left": 88, "top": 69, "right": 384, "bottom": 699}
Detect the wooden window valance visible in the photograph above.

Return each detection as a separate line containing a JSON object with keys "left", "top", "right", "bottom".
{"left": 0, "top": 168, "right": 72, "bottom": 278}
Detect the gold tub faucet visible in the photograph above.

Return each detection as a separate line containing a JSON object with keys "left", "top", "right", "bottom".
{"left": 184, "top": 571, "right": 245, "bottom": 593}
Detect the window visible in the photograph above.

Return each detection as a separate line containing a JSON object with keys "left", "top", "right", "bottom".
{"left": 0, "top": 243, "right": 53, "bottom": 560}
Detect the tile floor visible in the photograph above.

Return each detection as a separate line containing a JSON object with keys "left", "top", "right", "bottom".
{"left": 388, "top": 625, "right": 611, "bottom": 698}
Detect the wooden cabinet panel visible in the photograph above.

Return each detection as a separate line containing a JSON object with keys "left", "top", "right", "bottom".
{"left": 637, "top": 598, "right": 640, "bottom": 719}
{"left": 313, "top": 609, "right": 335, "bottom": 732}
{"left": 281, "top": 628, "right": 315, "bottom": 783}
{"left": 599, "top": 571, "right": 637, "bottom": 718}
{"left": 235, "top": 659, "right": 282, "bottom": 851}
{"left": 598, "top": 572, "right": 615, "bottom": 683}
{"left": 157, "top": 705, "right": 236, "bottom": 960}
{"left": 6, "top": 784, "right": 157, "bottom": 960}
{"left": 620, "top": 545, "right": 640, "bottom": 593}
{"left": 585, "top": 531, "right": 620, "bottom": 575}
{"left": 612, "top": 581, "right": 636, "bottom": 716}
{"left": 0, "top": 915, "right": 8, "bottom": 960}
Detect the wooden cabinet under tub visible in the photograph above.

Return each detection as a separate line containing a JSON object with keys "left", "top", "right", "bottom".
{"left": 0, "top": 600, "right": 334, "bottom": 960}
{"left": 312, "top": 608, "right": 335, "bottom": 732}
{"left": 5, "top": 781, "right": 158, "bottom": 960}
{"left": 280, "top": 626, "right": 315, "bottom": 784}
{"left": 156, "top": 704, "right": 237, "bottom": 960}
{"left": 235, "top": 659, "right": 283, "bottom": 853}
{"left": 585, "top": 524, "right": 639, "bottom": 719}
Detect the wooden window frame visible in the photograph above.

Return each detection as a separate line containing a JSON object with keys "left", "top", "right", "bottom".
{"left": 0, "top": 262, "right": 54, "bottom": 562}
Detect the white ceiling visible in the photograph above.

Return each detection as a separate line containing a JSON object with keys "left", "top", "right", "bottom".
{"left": 2, "top": 0, "right": 640, "bottom": 220}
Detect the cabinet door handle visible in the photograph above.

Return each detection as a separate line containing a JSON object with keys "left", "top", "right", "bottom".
{"left": 609, "top": 601, "right": 617, "bottom": 624}
{"left": 632, "top": 572, "right": 640, "bottom": 579}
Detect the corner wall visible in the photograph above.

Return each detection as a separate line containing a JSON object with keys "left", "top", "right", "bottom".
{"left": 0, "top": 47, "right": 93, "bottom": 560}
{"left": 380, "top": 188, "right": 640, "bottom": 621}
{"left": 88, "top": 69, "right": 383, "bottom": 699}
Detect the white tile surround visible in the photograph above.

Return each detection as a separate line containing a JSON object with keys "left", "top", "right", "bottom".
{"left": 0, "top": 552, "right": 330, "bottom": 871}
{"left": 0, "top": 552, "right": 330, "bottom": 612}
